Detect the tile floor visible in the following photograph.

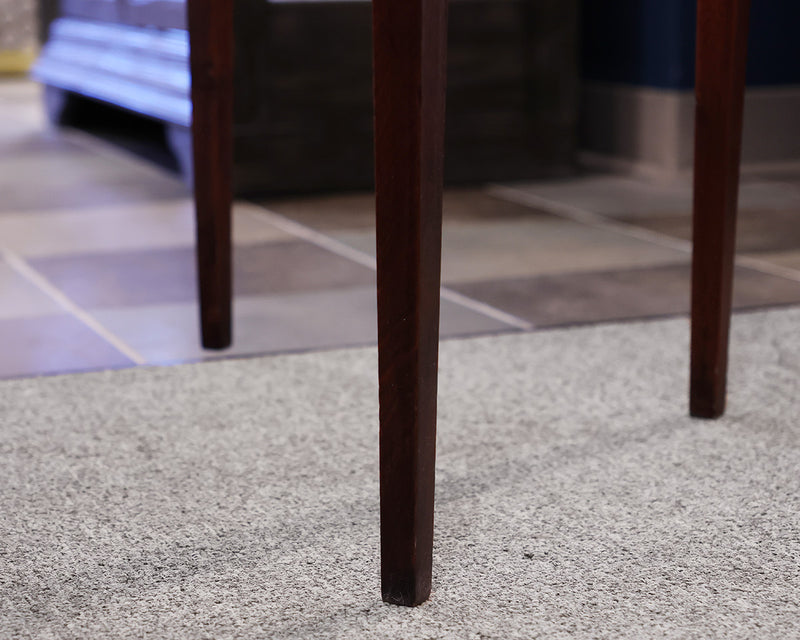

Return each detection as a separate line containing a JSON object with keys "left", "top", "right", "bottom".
{"left": 3, "top": 77, "right": 800, "bottom": 379}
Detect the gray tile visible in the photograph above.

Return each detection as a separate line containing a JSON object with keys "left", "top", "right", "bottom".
{"left": 0, "top": 134, "right": 187, "bottom": 214}
{"left": 450, "top": 264, "right": 800, "bottom": 328}
{"left": 0, "top": 199, "right": 293, "bottom": 258}
{"left": 0, "top": 314, "right": 134, "bottom": 379}
{"left": 0, "top": 130, "right": 81, "bottom": 155}
{"left": 29, "top": 241, "right": 377, "bottom": 309}
{"left": 91, "top": 288, "right": 514, "bottom": 364}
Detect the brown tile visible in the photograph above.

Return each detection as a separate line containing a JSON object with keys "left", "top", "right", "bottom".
{"left": 257, "top": 187, "right": 549, "bottom": 233}
{"left": 442, "top": 189, "right": 551, "bottom": 222}
{"left": 449, "top": 264, "right": 800, "bottom": 328}
{"left": 29, "top": 241, "right": 376, "bottom": 309}
{"left": 257, "top": 192, "right": 375, "bottom": 232}
{"left": 0, "top": 314, "right": 134, "bottom": 379}
{"left": 623, "top": 208, "right": 800, "bottom": 254}
{"left": 744, "top": 249, "right": 800, "bottom": 273}
{"left": 506, "top": 176, "right": 800, "bottom": 220}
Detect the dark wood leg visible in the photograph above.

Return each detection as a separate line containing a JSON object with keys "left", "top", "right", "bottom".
{"left": 187, "top": 0, "right": 234, "bottom": 349}
{"left": 372, "top": 0, "right": 449, "bottom": 607}
{"left": 690, "top": 0, "right": 751, "bottom": 418}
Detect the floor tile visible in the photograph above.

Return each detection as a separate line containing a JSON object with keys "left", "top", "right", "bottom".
{"left": 743, "top": 173, "right": 800, "bottom": 194}
{"left": 737, "top": 180, "right": 800, "bottom": 210}
{"left": 264, "top": 189, "right": 689, "bottom": 284}
{"left": 0, "top": 129, "right": 80, "bottom": 155}
{"left": 0, "top": 132, "right": 187, "bottom": 214}
{"left": 0, "top": 313, "right": 134, "bottom": 379}
{"left": 0, "top": 262, "right": 62, "bottom": 319}
{"left": 0, "top": 79, "right": 42, "bottom": 104}
{"left": 6, "top": 76, "right": 800, "bottom": 380}
{"left": 449, "top": 264, "right": 800, "bottom": 327}
{"left": 259, "top": 188, "right": 541, "bottom": 233}
{"left": 504, "top": 176, "right": 800, "bottom": 219}
{"left": 232, "top": 241, "right": 377, "bottom": 295}
{"left": 743, "top": 249, "right": 800, "bottom": 274}
{"left": 0, "top": 199, "right": 293, "bottom": 258}
{"left": 623, "top": 208, "right": 800, "bottom": 254}
{"left": 0, "top": 81, "right": 45, "bottom": 134}
{"left": 506, "top": 176, "right": 693, "bottom": 217}
{"left": 91, "top": 288, "right": 514, "bottom": 364}
{"left": 29, "top": 241, "right": 377, "bottom": 309}
{"left": 330, "top": 217, "right": 690, "bottom": 284}
{"left": 258, "top": 192, "right": 375, "bottom": 232}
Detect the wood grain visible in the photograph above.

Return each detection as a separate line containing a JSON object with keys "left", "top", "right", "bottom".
{"left": 187, "top": 0, "right": 234, "bottom": 349}
{"left": 690, "top": 0, "right": 751, "bottom": 418}
{"left": 373, "top": 0, "right": 449, "bottom": 607}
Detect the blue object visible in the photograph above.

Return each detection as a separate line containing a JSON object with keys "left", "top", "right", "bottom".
{"left": 581, "top": 0, "right": 800, "bottom": 89}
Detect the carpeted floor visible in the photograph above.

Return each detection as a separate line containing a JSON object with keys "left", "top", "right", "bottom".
{"left": 2, "top": 308, "right": 799, "bottom": 639}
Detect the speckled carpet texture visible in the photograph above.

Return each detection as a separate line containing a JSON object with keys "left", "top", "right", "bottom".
{"left": 2, "top": 307, "right": 800, "bottom": 639}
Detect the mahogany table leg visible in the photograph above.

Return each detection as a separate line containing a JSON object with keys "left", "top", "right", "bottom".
{"left": 187, "top": 0, "right": 234, "bottom": 349}
{"left": 372, "top": 0, "right": 449, "bottom": 606}
{"left": 690, "top": 0, "right": 751, "bottom": 418}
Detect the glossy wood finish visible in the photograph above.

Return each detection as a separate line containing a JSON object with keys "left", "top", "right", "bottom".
{"left": 187, "top": 0, "right": 234, "bottom": 349}
{"left": 690, "top": 0, "right": 751, "bottom": 418}
{"left": 373, "top": 0, "right": 449, "bottom": 607}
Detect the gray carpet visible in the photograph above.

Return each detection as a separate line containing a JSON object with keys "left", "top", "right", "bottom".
{"left": 2, "top": 308, "right": 800, "bottom": 639}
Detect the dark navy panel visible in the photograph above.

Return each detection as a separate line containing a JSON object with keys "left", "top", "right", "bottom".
{"left": 581, "top": 0, "right": 695, "bottom": 89}
{"left": 747, "top": 2, "right": 800, "bottom": 85}
{"left": 581, "top": 0, "right": 800, "bottom": 89}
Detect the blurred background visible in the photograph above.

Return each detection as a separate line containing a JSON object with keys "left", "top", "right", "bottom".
{"left": 3, "top": 0, "right": 800, "bottom": 379}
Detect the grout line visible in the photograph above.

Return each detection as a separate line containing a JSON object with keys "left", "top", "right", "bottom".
{"left": 489, "top": 182, "right": 800, "bottom": 286}
{"left": 438, "top": 288, "right": 533, "bottom": 330}
{"left": 1, "top": 248, "right": 147, "bottom": 365}
{"left": 487, "top": 183, "right": 695, "bottom": 254}
{"left": 757, "top": 179, "right": 800, "bottom": 196}
{"left": 242, "top": 205, "right": 534, "bottom": 331}
{"left": 735, "top": 255, "right": 800, "bottom": 284}
{"left": 487, "top": 185, "right": 800, "bottom": 282}
{"left": 241, "top": 207, "right": 378, "bottom": 269}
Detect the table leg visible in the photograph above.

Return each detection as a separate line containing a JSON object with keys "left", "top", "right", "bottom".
{"left": 690, "top": 0, "right": 751, "bottom": 418}
{"left": 187, "top": 0, "right": 234, "bottom": 349}
{"left": 373, "top": 0, "right": 449, "bottom": 606}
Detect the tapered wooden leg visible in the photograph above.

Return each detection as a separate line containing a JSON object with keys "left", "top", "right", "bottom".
{"left": 187, "top": 0, "right": 234, "bottom": 349}
{"left": 373, "top": 0, "right": 448, "bottom": 607}
{"left": 690, "top": 0, "right": 751, "bottom": 418}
